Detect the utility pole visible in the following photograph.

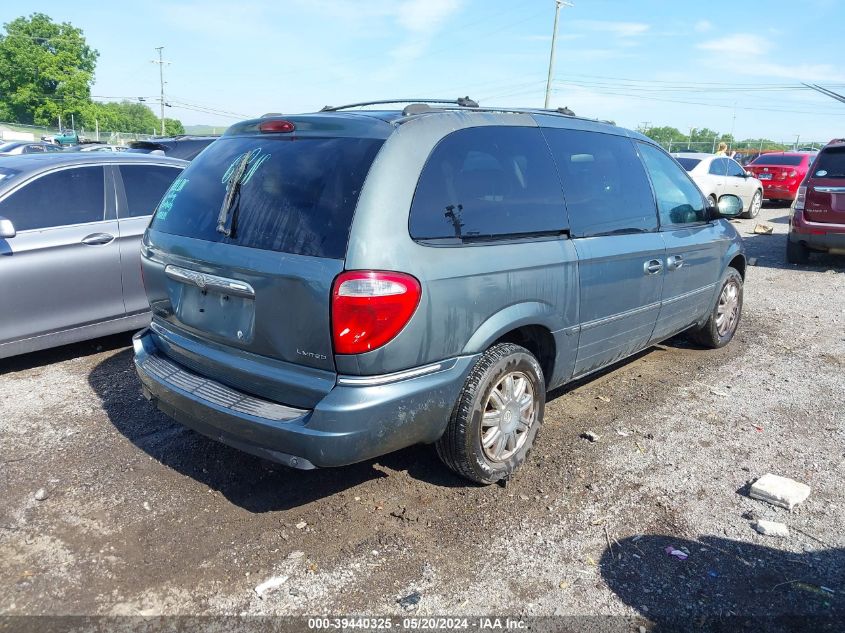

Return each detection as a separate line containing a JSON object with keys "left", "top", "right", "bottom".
{"left": 544, "top": 1, "right": 574, "bottom": 109}
{"left": 152, "top": 46, "right": 170, "bottom": 136}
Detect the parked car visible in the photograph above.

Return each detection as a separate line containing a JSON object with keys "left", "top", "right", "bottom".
{"left": 53, "top": 129, "right": 80, "bottom": 146}
{"left": 0, "top": 153, "right": 186, "bottom": 358}
{"left": 746, "top": 152, "right": 816, "bottom": 202}
{"left": 672, "top": 152, "right": 763, "bottom": 218}
{"left": 133, "top": 101, "right": 746, "bottom": 484}
{"left": 787, "top": 138, "right": 845, "bottom": 263}
{"left": 126, "top": 136, "right": 218, "bottom": 161}
{"left": 77, "top": 144, "right": 129, "bottom": 153}
{"left": 0, "top": 141, "right": 63, "bottom": 156}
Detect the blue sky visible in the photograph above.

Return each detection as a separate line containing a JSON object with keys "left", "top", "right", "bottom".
{"left": 4, "top": 0, "right": 844, "bottom": 141}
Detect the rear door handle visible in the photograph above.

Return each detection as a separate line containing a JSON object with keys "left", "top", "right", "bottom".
{"left": 667, "top": 255, "right": 684, "bottom": 270}
{"left": 81, "top": 232, "right": 114, "bottom": 246}
{"left": 644, "top": 259, "right": 663, "bottom": 275}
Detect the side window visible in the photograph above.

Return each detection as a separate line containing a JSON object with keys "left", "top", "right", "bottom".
{"left": 638, "top": 143, "right": 708, "bottom": 226}
{"left": 408, "top": 127, "right": 566, "bottom": 241}
{"left": 543, "top": 128, "right": 657, "bottom": 237}
{"left": 0, "top": 167, "right": 105, "bottom": 231}
{"left": 726, "top": 159, "right": 745, "bottom": 177}
{"left": 708, "top": 158, "right": 727, "bottom": 175}
{"left": 118, "top": 164, "right": 183, "bottom": 218}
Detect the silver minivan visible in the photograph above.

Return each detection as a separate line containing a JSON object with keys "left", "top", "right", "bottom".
{"left": 0, "top": 154, "right": 186, "bottom": 358}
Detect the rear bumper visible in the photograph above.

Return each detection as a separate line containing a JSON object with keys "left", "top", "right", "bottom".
{"left": 760, "top": 181, "right": 799, "bottom": 200}
{"left": 789, "top": 210, "right": 845, "bottom": 252}
{"left": 133, "top": 329, "right": 477, "bottom": 468}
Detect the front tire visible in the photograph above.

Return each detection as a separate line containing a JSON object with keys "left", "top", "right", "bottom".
{"left": 436, "top": 343, "right": 545, "bottom": 485}
{"left": 690, "top": 267, "right": 743, "bottom": 349}
{"left": 741, "top": 190, "right": 762, "bottom": 219}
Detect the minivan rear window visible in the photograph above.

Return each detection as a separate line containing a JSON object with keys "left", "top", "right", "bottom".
{"left": 813, "top": 147, "right": 845, "bottom": 178}
{"left": 149, "top": 136, "right": 383, "bottom": 259}
{"left": 749, "top": 155, "right": 804, "bottom": 166}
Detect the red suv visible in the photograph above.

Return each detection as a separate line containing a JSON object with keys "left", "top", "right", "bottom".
{"left": 787, "top": 139, "right": 845, "bottom": 263}
{"left": 747, "top": 152, "right": 816, "bottom": 202}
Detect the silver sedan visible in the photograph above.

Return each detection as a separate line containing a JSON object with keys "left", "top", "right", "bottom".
{"left": 673, "top": 152, "right": 763, "bottom": 219}
{"left": 0, "top": 153, "right": 186, "bottom": 358}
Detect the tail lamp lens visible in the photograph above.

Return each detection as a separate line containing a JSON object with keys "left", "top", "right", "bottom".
{"left": 794, "top": 186, "right": 806, "bottom": 211}
{"left": 332, "top": 271, "right": 421, "bottom": 355}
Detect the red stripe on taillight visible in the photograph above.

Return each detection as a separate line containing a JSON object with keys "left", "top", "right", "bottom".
{"left": 331, "top": 271, "right": 421, "bottom": 355}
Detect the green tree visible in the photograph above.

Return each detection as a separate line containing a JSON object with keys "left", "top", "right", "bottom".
{"left": 163, "top": 117, "right": 185, "bottom": 135}
{"left": 0, "top": 13, "right": 98, "bottom": 126}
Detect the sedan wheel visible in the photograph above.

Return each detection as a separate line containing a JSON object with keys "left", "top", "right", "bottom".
{"left": 743, "top": 190, "right": 762, "bottom": 219}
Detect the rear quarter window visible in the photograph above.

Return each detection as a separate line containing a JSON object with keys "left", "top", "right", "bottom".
{"left": 813, "top": 147, "right": 845, "bottom": 178}
{"left": 118, "top": 164, "right": 183, "bottom": 218}
{"left": 149, "top": 136, "right": 383, "bottom": 258}
{"left": 408, "top": 126, "right": 567, "bottom": 242}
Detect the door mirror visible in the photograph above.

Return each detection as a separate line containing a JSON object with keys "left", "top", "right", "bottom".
{"left": 0, "top": 216, "right": 15, "bottom": 239}
{"left": 745, "top": 170, "right": 753, "bottom": 177}
{"left": 714, "top": 194, "right": 744, "bottom": 218}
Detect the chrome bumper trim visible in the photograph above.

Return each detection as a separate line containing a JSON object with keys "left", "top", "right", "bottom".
{"left": 336, "top": 359, "right": 457, "bottom": 386}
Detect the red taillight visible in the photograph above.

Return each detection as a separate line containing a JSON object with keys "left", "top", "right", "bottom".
{"left": 331, "top": 271, "right": 421, "bottom": 355}
{"left": 259, "top": 119, "right": 295, "bottom": 133}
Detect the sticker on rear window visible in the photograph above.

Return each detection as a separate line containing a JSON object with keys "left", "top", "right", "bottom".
{"left": 155, "top": 177, "right": 189, "bottom": 220}
{"left": 816, "top": 170, "right": 828, "bottom": 177}
{"left": 222, "top": 148, "right": 270, "bottom": 186}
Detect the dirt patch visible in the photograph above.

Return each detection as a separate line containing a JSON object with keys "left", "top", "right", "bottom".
{"left": 1, "top": 205, "right": 843, "bottom": 624}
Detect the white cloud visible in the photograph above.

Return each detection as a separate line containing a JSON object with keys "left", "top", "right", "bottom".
{"left": 694, "top": 19, "right": 713, "bottom": 33}
{"left": 697, "top": 34, "right": 770, "bottom": 56}
{"left": 571, "top": 20, "right": 650, "bottom": 38}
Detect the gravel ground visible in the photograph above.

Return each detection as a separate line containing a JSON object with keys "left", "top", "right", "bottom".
{"left": 1, "top": 203, "right": 843, "bottom": 629}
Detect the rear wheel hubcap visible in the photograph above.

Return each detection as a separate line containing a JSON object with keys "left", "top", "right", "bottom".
{"left": 480, "top": 371, "right": 535, "bottom": 462}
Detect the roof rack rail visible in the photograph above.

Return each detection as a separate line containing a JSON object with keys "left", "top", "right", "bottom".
{"left": 320, "top": 97, "right": 478, "bottom": 112}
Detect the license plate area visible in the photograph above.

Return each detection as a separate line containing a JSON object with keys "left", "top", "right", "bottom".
{"left": 758, "top": 173, "right": 772, "bottom": 180}
{"left": 173, "top": 284, "right": 256, "bottom": 343}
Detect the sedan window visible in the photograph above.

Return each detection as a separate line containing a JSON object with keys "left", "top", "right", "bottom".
{"left": 0, "top": 167, "right": 105, "bottom": 231}
{"left": 725, "top": 159, "right": 746, "bottom": 178}
{"left": 708, "top": 158, "right": 728, "bottom": 176}
{"left": 118, "top": 165, "right": 183, "bottom": 218}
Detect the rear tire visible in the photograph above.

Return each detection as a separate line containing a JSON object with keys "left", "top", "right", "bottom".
{"left": 690, "top": 267, "right": 743, "bottom": 349}
{"left": 741, "top": 190, "right": 762, "bottom": 219}
{"left": 786, "top": 239, "right": 810, "bottom": 264}
{"left": 435, "top": 343, "right": 545, "bottom": 485}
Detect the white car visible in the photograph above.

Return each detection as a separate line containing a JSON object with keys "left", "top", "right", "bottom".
{"left": 672, "top": 153, "right": 763, "bottom": 219}
{"left": 78, "top": 144, "right": 128, "bottom": 152}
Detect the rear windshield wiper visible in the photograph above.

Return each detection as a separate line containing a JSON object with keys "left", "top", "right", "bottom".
{"left": 216, "top": 151, "right": 254, "bottom": 236}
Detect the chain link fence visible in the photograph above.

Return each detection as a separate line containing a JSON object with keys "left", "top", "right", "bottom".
{"left": 0, "top": 121, "right": 157, "bottom": 145}
{"left": 656, "top": 139, "right": 828, "bottom": 153}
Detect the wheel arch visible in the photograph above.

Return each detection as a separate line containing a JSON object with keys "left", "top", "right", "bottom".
{"left": 462, "top": 302, "right": 558, "bottom": 383}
